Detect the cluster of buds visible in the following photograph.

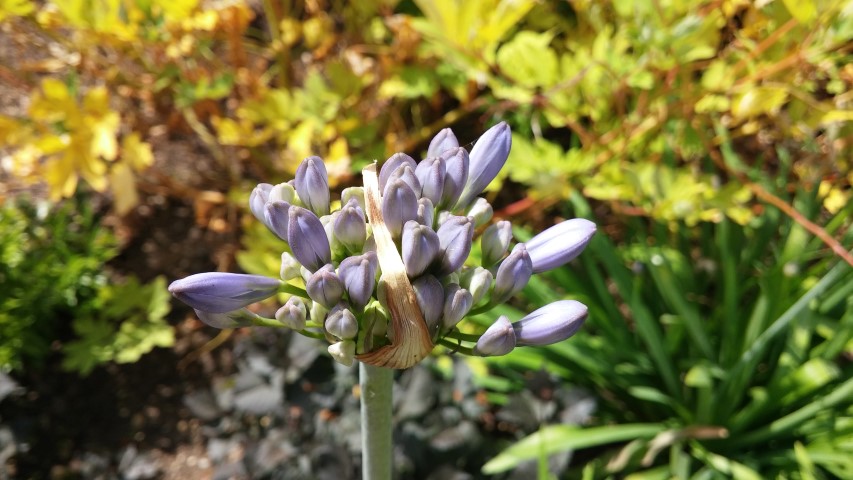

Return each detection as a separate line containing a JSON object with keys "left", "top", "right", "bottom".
{"left": 169, "top": 123, "right": 596, "bottom": 368}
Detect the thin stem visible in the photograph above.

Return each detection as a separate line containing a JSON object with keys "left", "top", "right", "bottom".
{"left": 468, "top": 301, "right": 497, "bottom": 317}
{"left": 360, "top": 363, "right": 393, "bottom": 480}
{"left": 438, "top": 337, "right": 475, "bottom": 356}
{"left": 280, "top": 283, "right": 309, "bottom": 298}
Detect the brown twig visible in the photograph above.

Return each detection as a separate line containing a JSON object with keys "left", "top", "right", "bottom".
{"left": 701, "top": 129, "right": 853, "bottom": 268}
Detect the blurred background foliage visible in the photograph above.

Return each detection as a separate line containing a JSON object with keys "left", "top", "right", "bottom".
{"left": 0, "top": 0, "right": 851, "bottom": 478}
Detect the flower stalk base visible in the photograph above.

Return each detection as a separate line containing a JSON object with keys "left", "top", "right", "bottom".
{"left": 360, "top": 363, "right": 393, "bottom": 480}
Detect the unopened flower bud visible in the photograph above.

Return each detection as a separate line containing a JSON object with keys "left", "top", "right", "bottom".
{"left": 401, "top": 221, "right": 440, "bottom": 278}
{"left": 492, "top": 244, "right": 533, "bottom": 303}
{"left": 415, "top": 156, "right": 445, "bottom": 205}
{"left": 442, "top": 284, "right": 473, "bottom": 330}
{"left": 280, "top": 252, "right": 301, "bottom": 280}
{"left": 524, "top": 218, "right": 597, "bottom": 273}
{"left": 306, "top": 264, "right": 344, "bottom": 309}
{"left": 466, "top": 198, "right": 493, "bottom": 228}
{"left": 249, "top": 183, "right": 273, "bottom": 225}
{"left": 264, "top": 201, "right": 291, "bottom": 241}
{"left": 439, "top": 147, "right": 469, "bottom": 208}
{"left": 379, "top": 152, "right": 416, "bottom": 192}
{"left": 341, "top": 186, "right": 366, "bottom": 212}
{"left": 275, "top": 297, "right": 307, "bottom": 330}
{"left": 269, "top": 182, "right": 296, "bottom": 203}
{"left": 385, "top": 165, "right": 421, "bottom": 199}
{"left": 411, "top": 275, "right": 444, "bottom": 335}
{"left": 325, "top": 305, "right": 359, "bottom": 340}
{"left": 381, "top": 179, "right": 418, "bottom": 237}
{"left": 481, "top": 220, "right": 512, "bottom": 267}
{"left": 474, "top": 316, "right": 516, "bottom": 356}
{"left": 456, "top": 122, "right": 511, "bottom": 209}
{"left": 417, "top": 198, "right": 434, "bottom": 229}
{"left": 309, "top": 300, "right": 328, "bottom": 325}
{"left": 287, "top": 206, "right": 331, "bottom": 272}
{"left": 362, "top": 301, "right": 389, "bottom": 338}
{"left": 295, "top": 156, "right": 330, "bottom": 216}
{"left": 435, "top": 210, "right": 452, "bottom": 228}
{"left": 300, "top": 265, "right": 313, "bottom": 284}
{"left": 328, "top": 340, "right": 356, "bottom": 367}
{"left": 461, "top": 267, "right": 493, "bottom": 305}
{"left": 194, "top": 308, "right": 259, "bottom": 329}
{"left": 513, "top": 300, "right": 587, "bottom": 346}
{"left": 427, "top": 128, "right": 459, "bottom": 158}
{"left": 436, "top": 215, "right": 474, "bottom": 275}
{"left": 169, "top": 273, "right": 281, "bottom": 313}
{"left": 334, "top": 198, "right": 367, "bottom": 252}
{"left": 321, "top": 212, "right": 340, "bottom": 252}
{"left": 338, "top": 251, "right": 378, "bottom": 310}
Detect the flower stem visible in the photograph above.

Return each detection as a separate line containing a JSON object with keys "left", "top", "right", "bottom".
{"left": 360, "top": 363, "right": 393, "bottom": 480}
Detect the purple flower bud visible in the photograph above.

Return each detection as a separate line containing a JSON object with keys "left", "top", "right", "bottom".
{"left": 295, "top": 156, "right": 330, "bottom": 216}
{"left": 427, "top": 128, "right": 459, "bottom": 158}
{"left": 461, "top": 266, "right": 493, "bottom": 305}
{"left": 481, "top": 220, "right": 513, "bottom": 267}
{"left": 442, "top": 284, "right": 473, "bottom": 330}
{"left": 474, "top": 316, "right": 516, "bottom": 356}
{"left": 338, "top": 251, "right": 378, "bottom": 310}
{"left": 417, "top": 198, "right": 434, "bottom": 229}
{"left": 280, "top": 252, "right": 301, "bottom": 280}
{"left": 264, "top": 201, "right": 291, "bottom": 241}
{"left": 381, "top": 179, "right": 419, "bottom": 237}
{"left": 325, "top": 304, "right": 359, "bottom": 340}
{"left": 513, "top": 300, "right": 587, "bottom": 346}
{"left": 411, "top": 275, "right": 444, "bottom": 335}
{"left": 379, "top": 152, "right": 416, "bottom": 193}
{"left": 306, "top": 264, "right": 344, "bottom": 309}
{"left": 169, "top": 272, "right": 281, "bottom": 313}
{"left": 436, "top": 215, "right": 474, "bottom": 275}
{"left": 334, "top": 198, "right": 367, "bottom": 253}
{"left": 439, "top": 147, "right": 469, "bottom": 208}
{"left": 492, "top": 244, "right": 533, "bottom": 303}
{"left": 415, "top": 157, "right": 445, "bottom": 205}
{"left": 466, "top": 198, "right": 493, "bottom": 228}
{"left": 276, "top": 297, "right": 307, "bottom": 330}
{"left": 194, "top": 308, "right": 259, "bottom": 329}
{"left": 287, "top": 206, "right": 331, "bottom": 272}
{"left": 401, "top": 221, "right": 440, "bottom": 278}
{"left": 385, "top": 165, "right": 421, "bottom": 199}
{"left": 269, "top": 182, "right": 296, "bottom": 203}
{"left": 249, "top": 183, "right": 273, "bottom": 225}
{"left": 328, "top": 340, "right": 356, "bottom": 366}
{"left": 456, "top": 122, "right": 511, "bottom": 209}
{"left": 525, "top": 218, "right": 596, "bottom": 273}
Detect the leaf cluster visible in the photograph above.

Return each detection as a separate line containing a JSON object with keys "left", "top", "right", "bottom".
{"left": 0, "top": 198, "right": 173, "bottom": 375}
{"left": 478, "top": 179, "right": 853, "bottom": 478}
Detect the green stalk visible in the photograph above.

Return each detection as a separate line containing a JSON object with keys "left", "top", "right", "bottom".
{"left": 360, "top": 363, "right": 393, "bottom": 480}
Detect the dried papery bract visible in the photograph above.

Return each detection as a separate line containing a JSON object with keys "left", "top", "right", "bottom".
{"left": 356, "top": 163, "right": 434, "bottom": 369}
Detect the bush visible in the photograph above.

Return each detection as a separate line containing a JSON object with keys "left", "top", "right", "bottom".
{"left": 0, "top": 197, "right": 173, "bottom": 375}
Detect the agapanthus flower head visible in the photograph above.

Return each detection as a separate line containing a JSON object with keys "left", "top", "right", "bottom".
{"left": 169, "top": 122, "right": 596, "bottom": 369}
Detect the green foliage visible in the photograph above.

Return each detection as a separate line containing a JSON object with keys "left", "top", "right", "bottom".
{"left": 0, "top": 198, "right": 173, "bottom": 374}
{"left": 62, "top": 276, "right": 174, "bottom": 375}
{"left": 0, "top": 198, "right": 115, "bottom": 370}
{"left": 480, "top": 181, "right": 853, "bottom": 477}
